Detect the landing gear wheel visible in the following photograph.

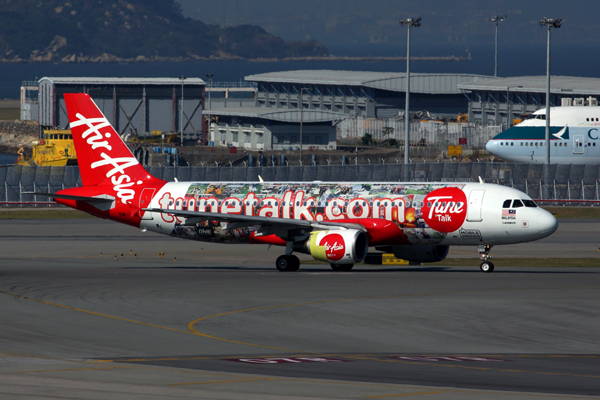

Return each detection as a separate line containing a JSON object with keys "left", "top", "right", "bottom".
{"left": 480, "top": 261, "right": 494, "bottom": 273}
{"left": 330, "top": 263, "right": 354, "bottom": 271}
{"left": 289, "top": 255, "right": 300, "bottom": 271}
{"left": 276, "top": 255, "right": 300, "bottom": 272}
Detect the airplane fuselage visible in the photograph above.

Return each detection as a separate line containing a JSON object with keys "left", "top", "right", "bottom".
{"left": 128, "top": 181, "right": 557, "bottom": 247}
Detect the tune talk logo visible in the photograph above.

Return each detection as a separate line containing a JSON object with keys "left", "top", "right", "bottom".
{"left": 319, "top": 233, "right": 346, "bottom": 261}
{"left": 421, "top": 187, "right": 468, "bottom": 233}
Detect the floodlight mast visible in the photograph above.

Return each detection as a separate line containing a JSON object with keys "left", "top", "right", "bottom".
{"left": 489, "top": 15, "right": 506, "bottom": 78}
{"left": 539, "top": 17, "right": 561, "bottom": 166}
{"left": 399, "top": 17, "right": 421, "bottom": 181}
{"left": 539, "top": 17, "right": 561, "bottom": 200}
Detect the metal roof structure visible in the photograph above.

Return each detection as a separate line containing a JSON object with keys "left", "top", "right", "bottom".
{"left": 203, "top": 107, "right": 347, "bottom": 123}
{"left": 246, "top": 70, "right": 492, "bottom": 94}
{"left": 39, "top": 77, "right": 205, "bottom": 85}
{"left": 458, "top": 76, "right": 600, "bottom": 95}
{"left": 38, "top": 76, "right": 206, "bottom": 141}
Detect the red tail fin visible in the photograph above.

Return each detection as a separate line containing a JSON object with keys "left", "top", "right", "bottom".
{"left": 64, "top": 93, "right": 163, "bottom": 203}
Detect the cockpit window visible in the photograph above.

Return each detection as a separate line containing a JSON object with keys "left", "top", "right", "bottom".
{"left": 512, "top": 199, "right": 524, "bottom": 208}
{"left": 502, "top": 200, "right": 512, "bottom": 208}
{"left": 527, "top": 114, "right": 546, "bottom": 120}
{"left": 523, "top": 199, "right": 538, "bottom": 208}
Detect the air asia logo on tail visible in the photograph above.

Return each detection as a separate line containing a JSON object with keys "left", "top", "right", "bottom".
{"left": 70, "top": 113, "right": 142, "bottom": 204}
{"left": 421, "top": 187, "right": 467, "bottom": 233}
{"left": 319, "top": 233, "right": 346, "bottom": 261}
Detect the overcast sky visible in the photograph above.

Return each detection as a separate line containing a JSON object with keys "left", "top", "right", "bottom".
{"left": 177, "top": 0, "right": 600, "bottom": 48}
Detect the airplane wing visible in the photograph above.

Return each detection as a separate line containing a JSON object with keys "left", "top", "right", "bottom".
{"left": 143, "top": 208, "right": 366, "bottom": 241}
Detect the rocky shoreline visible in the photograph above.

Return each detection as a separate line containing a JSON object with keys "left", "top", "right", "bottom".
{"left": 0, "top": 121, "right": 38, "bottom": 154}
{"left": 0, "top": 54, "right": 472, "bottom": 64}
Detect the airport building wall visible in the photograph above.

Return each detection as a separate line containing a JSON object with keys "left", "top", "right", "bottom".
{"left": 338, "top": 118, "right": 502, "bottom": 149}
{"left": 458, "top": 76, "right": 600, "bottom": 127}
{"left": 1, "top": 163, "right": 599, "bottom": 206}
{"left": 36, "top": 77, "right": 206, "bottom": 142}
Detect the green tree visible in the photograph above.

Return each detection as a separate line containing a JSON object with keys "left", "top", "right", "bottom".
{"left": 361, "top": 133, "right": 373, "bottom": 146}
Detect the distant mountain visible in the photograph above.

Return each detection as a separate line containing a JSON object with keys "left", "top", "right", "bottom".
{"left": 0, "top": 0, "right": 328, "bottom": 63}
{"left": 178, "top": 0, "right": 600, "bottom": 47}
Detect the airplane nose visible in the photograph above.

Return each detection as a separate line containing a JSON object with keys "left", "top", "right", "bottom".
{"left": 486, "top": 140, "right": 497, "bottom": 154}
{"left": 537, "top": 211, "right": 558, "bottom": 237}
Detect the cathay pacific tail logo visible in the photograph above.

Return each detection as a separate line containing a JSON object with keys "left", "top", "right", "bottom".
{"left": 70, "top": 113, "right": 142, "bottom": 204}
{"left": 552, "top": 126, "right": 569, "bottom": 140}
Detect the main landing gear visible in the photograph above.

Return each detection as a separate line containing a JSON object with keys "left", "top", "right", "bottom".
{"left": 478, "top": 244, "right": 494, "bottom": 273}
{"left": 330, "top": 263, "right": 354, "bottom": 271}
{"left": 276, "top": 255, "right": 300, "bottom": 272}
{"left": 276, "top": 242, "right": 300, "bottom": 272}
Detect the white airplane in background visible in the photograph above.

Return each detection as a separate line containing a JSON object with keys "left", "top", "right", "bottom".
{"left": 486, "top": 106, "right": 600, "bottom": 164}
{"left": 34, "top": 94, "right": 558, "bottom": 273}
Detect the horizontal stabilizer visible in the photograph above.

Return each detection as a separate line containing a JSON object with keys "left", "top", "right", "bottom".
{"left": 24, "top": 192, "right": 115, "bottom": 211}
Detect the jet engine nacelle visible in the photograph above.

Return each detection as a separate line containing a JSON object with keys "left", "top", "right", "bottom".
{"left": 381, "top": 244, "right": 450, "bottom": 263}
{"left": 295, "top": 229, "right": 369, "bottom": 265}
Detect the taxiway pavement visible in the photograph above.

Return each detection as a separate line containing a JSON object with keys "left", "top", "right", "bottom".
{"left": 0, "top": 218, "right": 598, "bottom": 399}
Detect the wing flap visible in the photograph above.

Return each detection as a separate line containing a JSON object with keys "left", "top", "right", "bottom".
{"left": 143, "top": 208, "right": 367, "bottom": 239}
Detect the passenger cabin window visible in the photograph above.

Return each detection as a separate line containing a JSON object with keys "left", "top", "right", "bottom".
{"left": 523, "top": 199, "right": 538, "bottom": 208}
{"left": 502, "top": 200, "right": 512, "bottom": 208}
{"left": 512, "top": 199, "right": 524, "bottom": 208}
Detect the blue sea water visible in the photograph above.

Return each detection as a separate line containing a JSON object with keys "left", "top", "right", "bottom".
{"left": 0, "top": 42, "right": 597, "bottom": 100}
{"left": 0, "top": 154, "right": 18, "bottom": 164}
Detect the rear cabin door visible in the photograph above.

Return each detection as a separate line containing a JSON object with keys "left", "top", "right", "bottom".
{"left": 466, "top": 189, "right": 485, "bottom": 222}
{"left": 139, "top": 188, "right": 156, "bottom": 220}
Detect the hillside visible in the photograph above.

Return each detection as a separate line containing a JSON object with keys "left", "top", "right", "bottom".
{"left": 0, "top": 0, "right": 328, "bottom": 63}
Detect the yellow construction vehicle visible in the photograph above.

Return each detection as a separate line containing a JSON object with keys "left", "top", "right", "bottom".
{"left": 16, "top": 130, "right": 77, "bottom": 166}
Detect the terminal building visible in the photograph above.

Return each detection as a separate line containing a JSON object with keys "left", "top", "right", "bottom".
{"left": 204, "top": 70, "right": 493, "bottom": 150}
{"left": 458, "top": 76, "right": 600, "bottom": 127}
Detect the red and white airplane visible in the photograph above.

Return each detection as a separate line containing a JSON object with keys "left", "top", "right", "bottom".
{"left": 38, "top": 94, "right": 558, "bottom": 273}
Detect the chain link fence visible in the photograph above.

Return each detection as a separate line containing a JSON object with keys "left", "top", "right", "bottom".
{"left": 1, "top": 164, "right": 599, "bottom": 206}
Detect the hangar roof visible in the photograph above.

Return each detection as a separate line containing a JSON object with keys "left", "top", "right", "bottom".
{"left": 458, "top": 76, "right": 600, "bottom": 95}
{"left": 39, "top": 77, "right": 205, "bottom": 86}
{"left": 245, "top": 70, "right": 492, "bottom": 94}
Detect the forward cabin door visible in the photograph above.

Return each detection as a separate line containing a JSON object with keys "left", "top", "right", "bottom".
{"left": 466, "top": 189, "right": 485, "bottom": 222}
{"left": 139, "top": 188, "right": 156, "bottom": 220}
{"left": 573, "top": 135, "right": 585, "bottom": 154}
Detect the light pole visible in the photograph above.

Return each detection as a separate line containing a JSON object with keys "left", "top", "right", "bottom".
{"left": 399, "top": 17, "right": 421, "bottom": 181}
{"left": 205, "top": 74, "right": 213, "bottom": 147}
{"left": 539, "top": 17, "right": 561, "bottom": 199}
{"left": 180, "top": 75, "right": 186, "bottom": 146}
{"left": 206, "top": 73, "right": 214, "bottom": 110}
{"left": 489, "top": 15, "right": 506, "bottom": 77}
{"left": 299, "top": 87, "right": 309, "bottom": 163}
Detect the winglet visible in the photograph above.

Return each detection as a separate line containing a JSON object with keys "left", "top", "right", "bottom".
{"left": 258, "top": 175, "right": 264, "bottom": 183}
{"left": 478, "top": 176, "right": 484, "bottom": 184}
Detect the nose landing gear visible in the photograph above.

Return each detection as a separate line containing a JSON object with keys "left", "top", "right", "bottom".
{"left": 478, "top": 244, "right": 494, "bottom": 273}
